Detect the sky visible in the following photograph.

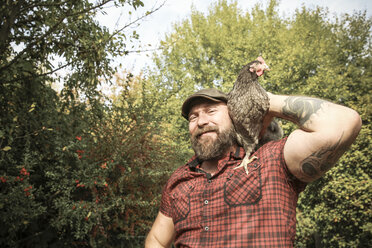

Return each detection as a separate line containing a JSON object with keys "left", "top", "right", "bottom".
{"left": 97, "top": 0, "right": 371, "bottom": 74}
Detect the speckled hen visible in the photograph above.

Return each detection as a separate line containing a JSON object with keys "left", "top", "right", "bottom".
{"left": 227, "top": 56, "right": 271, "bottom": 174}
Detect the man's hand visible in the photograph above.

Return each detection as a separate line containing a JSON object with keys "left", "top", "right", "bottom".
{"left": 267, "top": 93, "right": 361, "bottom": 182}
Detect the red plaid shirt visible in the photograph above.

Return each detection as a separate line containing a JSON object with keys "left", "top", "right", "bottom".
{"left": 160, "top": 138, "right": 307, "bottom": 247}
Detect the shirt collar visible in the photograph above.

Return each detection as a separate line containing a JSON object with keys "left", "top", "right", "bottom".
{"left": 187, "top": 146, "right": 245, "bottom": 170}
{"left": 231, "top": 146, "right": 245, "bottom": 160}
{"left": 187, "top": 156, "right": 201, "bottom": 169}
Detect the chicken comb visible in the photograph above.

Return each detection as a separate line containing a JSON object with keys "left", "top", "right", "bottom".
{"left": 256, "top": 56, "right": 265, "bottom": 64}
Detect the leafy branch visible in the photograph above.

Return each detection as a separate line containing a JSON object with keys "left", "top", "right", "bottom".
{"left": 0, "top": 0, "right": 112, "bottom": 73}
{"left": 107, "top": 0, "right": 166, "bottom": 41}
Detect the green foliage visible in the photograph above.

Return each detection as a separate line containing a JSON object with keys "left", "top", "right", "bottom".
{"left": 147, "top": 0, "right": 371, "bottom": 247}
{"left": 0, "top": 0, "right": 173, "bottom": 247}
{"left": 0, "top": 73, "right": 101, "bottom": 246}
{"left": 91, "top": 72, "right": 178, "bottom": 245}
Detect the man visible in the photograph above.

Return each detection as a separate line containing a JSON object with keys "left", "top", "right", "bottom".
{"left": 145, "top": 88, "right": 361, "bottom": 247}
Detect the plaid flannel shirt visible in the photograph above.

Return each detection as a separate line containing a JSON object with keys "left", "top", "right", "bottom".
{"left": 160, "top": 138, "right": 307, "bottom": 247}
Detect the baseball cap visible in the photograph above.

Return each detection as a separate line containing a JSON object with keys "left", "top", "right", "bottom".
{"left": 181, "top": 88, "right": 228, "bottom": 120}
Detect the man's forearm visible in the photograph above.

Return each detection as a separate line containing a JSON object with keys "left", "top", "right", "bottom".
{"left": 282, "top": 96, "right": 326, "bottom": 127}
{"left": 267, "top": 93, "right": 330, "bottom": 131}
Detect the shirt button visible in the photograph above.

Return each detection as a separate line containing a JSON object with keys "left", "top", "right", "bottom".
{"left": 204, "top": 200, "right": 209, "bottom": 205}
{"left": 204, "top": 226, "right": 209, "bottom": 231}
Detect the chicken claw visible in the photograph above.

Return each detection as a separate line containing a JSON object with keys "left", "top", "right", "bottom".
{"left": 234, "top": 155, "right": 258, "bottom": 175}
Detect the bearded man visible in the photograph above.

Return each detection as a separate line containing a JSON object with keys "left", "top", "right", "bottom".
{"left": 145, "top": 88, "right": 361, "bottom": 247}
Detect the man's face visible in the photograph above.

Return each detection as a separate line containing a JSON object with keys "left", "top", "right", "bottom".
{"left": 188, "top": 99, "right": 237, "bottom": 161}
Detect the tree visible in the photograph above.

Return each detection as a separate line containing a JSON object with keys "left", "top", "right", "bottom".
{"left": 0, "top": 0, "right": 166, "bottom": 247}
{"left": 147, "top": 0, "right": 371, "bottom": 246}
{"left": 100, "top": 71, "right": 180, "bottom": 245}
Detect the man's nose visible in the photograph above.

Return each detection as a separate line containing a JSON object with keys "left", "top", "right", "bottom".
{"left": 197, "top": 113, "right": 209, "bottom": 127}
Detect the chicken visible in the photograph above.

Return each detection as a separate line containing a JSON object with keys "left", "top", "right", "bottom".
{"left": 227, "top": 56, "right": 271, "bottom": 174}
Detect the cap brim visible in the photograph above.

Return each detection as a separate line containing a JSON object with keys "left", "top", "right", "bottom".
{"left": 182, "top": 92, "right": 227, "bottom": 119}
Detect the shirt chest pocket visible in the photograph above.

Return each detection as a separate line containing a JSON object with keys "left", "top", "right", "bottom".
{"left": 223, "top": 162, "right": 262, "bottom": 207}
{"left": 171, "top": 180, "right": 195, "bottom": 224}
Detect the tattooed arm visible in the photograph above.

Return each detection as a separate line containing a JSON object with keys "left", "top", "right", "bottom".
{"left": 266, "top": 93, "right": 362, "bottom": 182}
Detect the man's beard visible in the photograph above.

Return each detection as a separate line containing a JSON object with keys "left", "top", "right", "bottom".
{"left": 191, "top": 125, "right": 237, "bottom": 161}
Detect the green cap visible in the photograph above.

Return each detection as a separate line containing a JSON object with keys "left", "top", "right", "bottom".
{"left": 181, "top": 88, "right": 228, "bottom": 120}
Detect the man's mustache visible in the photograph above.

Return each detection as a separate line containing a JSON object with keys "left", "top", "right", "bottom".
{"left": 193, "top": 126, "right": 219, "bottom": 138}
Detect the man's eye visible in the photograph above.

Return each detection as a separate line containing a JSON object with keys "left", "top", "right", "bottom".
{"left": 189, "top": 115, "right": 197, "bottom": 121}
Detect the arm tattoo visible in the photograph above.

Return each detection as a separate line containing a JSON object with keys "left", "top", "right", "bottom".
{"left": 282, "top": 96, "right": 326, "bottom": 126}
{"left": 300, "top": 132, "right": 349, "bottom": 180}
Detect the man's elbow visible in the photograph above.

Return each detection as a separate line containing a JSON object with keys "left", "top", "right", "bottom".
{"left": 322, "top": 108, "right": 362, "bottom": 147}
{"left": 352, "top": 109, "right": 362, "bottom": 130}
{"left": 145, "top": 232, "right": 166, "bottom": 248}
{"left": 333, "top": 109, "right": 362, "bottom": 148}
{"left": 345, "top": 109, "right": 362, "bottom": 137}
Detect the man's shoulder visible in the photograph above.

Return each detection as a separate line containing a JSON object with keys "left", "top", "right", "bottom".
{"left": 164, "top": 157, "right": 196, "bottom": 190}
{"left": 169, "top": 164, "right": 189, "bottom": 177}
{"left": 256, "top": 137, "right": 308, "bottom": 192}
{"left": 167, "top": 161, "right": 191, "bottom": 179}
{"left": 255, "top": 137, "right": 288, "bottom": 161}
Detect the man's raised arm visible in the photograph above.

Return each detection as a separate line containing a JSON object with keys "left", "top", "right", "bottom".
{"left": 266, "top": 93, "right": 362, "bottom": 182}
